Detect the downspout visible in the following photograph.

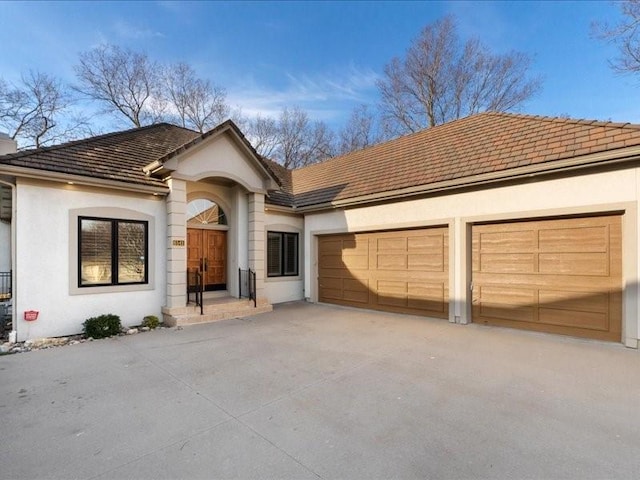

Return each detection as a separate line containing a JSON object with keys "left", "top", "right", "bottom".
{"left": 0, "top": 178, "right": 16, "bottom": 343}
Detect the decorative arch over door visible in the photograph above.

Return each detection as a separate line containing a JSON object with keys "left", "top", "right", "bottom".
{"left": 186, "top": 199, "right": 227, "bottom": 291}
{"left": 187, "top": 198, "right": 227, "bottom": 226}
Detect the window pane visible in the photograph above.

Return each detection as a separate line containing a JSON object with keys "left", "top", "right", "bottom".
{"left": 187, "top": 199, "right": 227, "bottom": 226}
{"left": 284, "top": 233, "right": 298, "bottom": 275}
{"left": 80, "top": 219, "right": 112, "bottom": 285}
{"left": 267, "top": 232, "right": 282, "bottom": 276}
{"left": 118, "top": 222, "right": 146, "bottom": 283}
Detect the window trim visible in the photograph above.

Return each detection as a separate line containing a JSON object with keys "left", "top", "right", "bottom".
{"left": 78, "top": 216, "right": 149, "bottom": 288}
{"left": 267, "top": 231, "right": 299, "bottom": 277}
{"left": 69, "top": 207, "right": 155, "bottom": 295}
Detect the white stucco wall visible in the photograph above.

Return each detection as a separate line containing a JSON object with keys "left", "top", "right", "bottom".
{"left": 14, "top": 180, "right": 167, "bottom": 341}
{"left": 265, "top": 210, "right": 305, "bottom": 303}
{"left": 0, "top": 220, "right": 9, "bottom": 272}
{"left": 303, "top": 167, "right": 640, "bottom": 347}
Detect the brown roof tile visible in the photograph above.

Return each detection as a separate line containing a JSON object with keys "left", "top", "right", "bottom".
{"left": 0, "top": 122, "right": 290, "bottom": 204}
{"left": 3, "top": 112, "right": 640, "bottom": 210}
{"left": 260, "top": 157, "right": 294, "bottom": 207}
{"left": 291, "top": 112, "right": 640, "bottom": 208}
{"left": 0, "top": 123, "right": 201, "bottom": 188}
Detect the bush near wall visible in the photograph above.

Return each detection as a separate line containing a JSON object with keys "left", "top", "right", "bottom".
{"left": 141, "top": 315, "right": 160, "bottom": 329}
{"left": 83, "top": 314, "right": 122, "bottom": 339}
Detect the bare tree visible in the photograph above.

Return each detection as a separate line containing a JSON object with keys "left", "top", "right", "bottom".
{"left": 377, "top": 15, "right": 541, "bottom": 135}
{"left": 275, "top": 106, "right": 335, "bottom": 168}
{"left": 74, "top": 44, "right": 165, "bottom": 127}
{"left": 244, "top": 107, "right": 335, "bottom": 168}
{"left": 593, "top": 0, "right": 640, "bottom": 73}
{"left": 164, "top": 62, "right": 229, "bottom": 132}
{"left": 338, "top": 104, "right": 385, "bottom": 154}
{"left": 0, "top": 71, "right": 90, "bottom": 150}
{"left": 228, "top": 106, "right": 250, "bottom": 132}
{"left": 247, "top": 114, "right": 279, "bottom": 158}
{"left": 304, "top": 119, "right": 336, "bottom": 165}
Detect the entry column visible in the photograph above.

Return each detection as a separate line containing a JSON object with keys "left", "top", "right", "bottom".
{"left": 166, "top": 178, "right": 187, "bottom": 308}
{"left": 248, "top": 192, "right": 266, "bottom": 304}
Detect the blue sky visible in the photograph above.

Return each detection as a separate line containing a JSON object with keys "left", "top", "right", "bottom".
{"left": 0, "top": 1, "right": 636, "bottom": 131}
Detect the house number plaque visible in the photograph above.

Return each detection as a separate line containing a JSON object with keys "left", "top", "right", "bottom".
{"left": 172, "top": 239, "right": 186, "bottom": 247}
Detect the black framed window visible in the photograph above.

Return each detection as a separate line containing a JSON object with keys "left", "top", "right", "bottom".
{"left": 79, "top": 217, "right": 148, "bottom": 287}
{"left": 267, "top": 231, "right": 298, "bottom": 277}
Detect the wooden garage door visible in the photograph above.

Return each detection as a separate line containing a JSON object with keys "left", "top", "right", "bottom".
{"left": 318, "top": 227, "right": 448, "bottom": 318}
{"left": 472, "top": 215, "right": 622, "bottom": 341}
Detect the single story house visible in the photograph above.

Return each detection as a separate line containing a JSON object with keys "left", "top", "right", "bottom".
{"left": 1, "top": 112, "right": 639, "bottom": 348}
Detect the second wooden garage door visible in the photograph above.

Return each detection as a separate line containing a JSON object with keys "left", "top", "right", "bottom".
{"left": 318, "top": 227, "right": 448, "bottom": 318}
{"left": 472, "top": 215, "right": 622, "bottom": 341}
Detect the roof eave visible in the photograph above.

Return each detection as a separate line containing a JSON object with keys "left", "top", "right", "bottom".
{"left": 296, "top": 146, "right": 640, "bottom": 213}
{"left": 0, "top": 164, "right": 170, "bottom": 195}
{"left": 264, "top": 203, "right": 299, "bottom": 214}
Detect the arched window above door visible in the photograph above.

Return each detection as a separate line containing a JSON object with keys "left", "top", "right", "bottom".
{"left": 186, "top": 199, "right": 227, "bottom": 226}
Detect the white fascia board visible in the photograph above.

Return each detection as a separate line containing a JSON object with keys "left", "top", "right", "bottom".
{"left": 0, "top": 165, "right": 169, "bottom": 195}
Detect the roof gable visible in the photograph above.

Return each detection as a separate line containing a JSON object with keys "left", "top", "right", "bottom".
{"left": 154, "top": 120, "right": 280, "bottom": 192}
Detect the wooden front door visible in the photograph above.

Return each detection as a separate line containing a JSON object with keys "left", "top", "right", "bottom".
{"left": 187, "top": 228, "right": 227, "bottom": 290}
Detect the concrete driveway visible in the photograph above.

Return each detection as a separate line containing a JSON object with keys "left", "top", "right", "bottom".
{"left": 1, "top": 302, "right": 639, "bottom": 479}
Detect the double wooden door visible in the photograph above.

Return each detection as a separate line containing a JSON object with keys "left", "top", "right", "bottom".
{"left": 187, "top": 229, "right": 227, "bottom": 290}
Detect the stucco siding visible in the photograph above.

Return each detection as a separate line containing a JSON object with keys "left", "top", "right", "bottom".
{"left": 265, "top": 211, "right": 304, "bottom": 303}
{"left": 14, "top": 180, "right": 167, "bottom": 341}
{"left": 304, "top": 167, "right": 640, "bottom": 346}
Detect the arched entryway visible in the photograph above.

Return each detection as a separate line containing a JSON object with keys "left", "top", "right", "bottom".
{"left": 160, "top": 122, "right": 279, "bottom": 317}
{"left": 186, "top": 198, "right": 228, "bottom": 291}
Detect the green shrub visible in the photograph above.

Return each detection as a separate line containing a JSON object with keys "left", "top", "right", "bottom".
{"left": 141, "top": 315, "right": 160, "bottom": 329}
{"left": 83, "top": 314, "right": 122, "bottom": 339}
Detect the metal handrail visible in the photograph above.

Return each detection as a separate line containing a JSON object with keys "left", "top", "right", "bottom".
{"left": 238, "top": 268, "right": 257, "bottom": 308}
{"left": 187, "top": 269, "right": 204, "bottom": 315}
{"left": 250, "top": 269, "right": 257, "bottom": 308}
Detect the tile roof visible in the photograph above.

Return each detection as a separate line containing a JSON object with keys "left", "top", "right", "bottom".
{"left": 260, "top": 157, "right": 294, "bottom": 207}
{"left": 2, "top": 112, "right": 640, "bottom": 209}
{"left": 0, "top": 123, "right": 201, "bottom": 188}
{"left": 291, "top": 112, "right": 640, "bottom": 208}
{"left": 0, "top": 121, "right": 288, "bottom": 198}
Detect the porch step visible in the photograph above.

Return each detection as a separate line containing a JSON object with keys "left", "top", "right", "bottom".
{"left": 162, "top": 297, "right": 272, "bottom": 327}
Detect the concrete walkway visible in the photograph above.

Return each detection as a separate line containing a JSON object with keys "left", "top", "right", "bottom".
{"left": 1, "top": 302, "right": 639, "bottom": 479}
